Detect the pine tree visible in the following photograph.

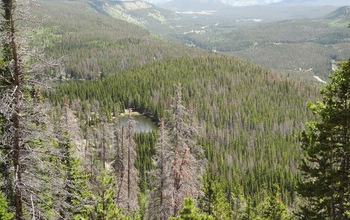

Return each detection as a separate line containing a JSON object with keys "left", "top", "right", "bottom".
{"left": 200, "top": 174, "right": 235, "bottom": 220}
{"left": 94, "top": 170, "right": 123, "bottom": 220}
{"left": 169, "top": 198, "right": 213, "bottom": 220}
{"left": 257, "top": 184, "right": 292, "bottom": 220}
{"left": 167, "top": 84, "right": 204, "bottom": 217}
{"left": 115, "top": 113, "right": 139, "bottom": 213}
{"left": 0, "top": 0, "right": 25, "bottom": 217}
{"left": 52, "top": 97, "right": 94, "bottom": 219}
{"left": 59, "top": 135, "right": 93, "bottom": 219}
{"left": 0, "top": 191, "right": 14, "bottom": 220}
{"left": 147, "top": 119, "right": 173, "bottom": 220}
{"left": 230, "top": 185, "right": 248, "bottom": 220}
{"left": 297, "top": 60, "right": 350, "bottom": 219}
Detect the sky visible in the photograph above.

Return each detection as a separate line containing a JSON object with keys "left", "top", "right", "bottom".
{"left": 144, "top": 0, "right": 350, "bottom": 6}
{"left": 221, "top": 0, "right": 283, "bottom": 6}
{"left": 145, "top": 0, "right": 284, "bottom": 6}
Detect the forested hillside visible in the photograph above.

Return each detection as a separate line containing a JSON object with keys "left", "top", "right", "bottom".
{"left": 50, "top": 55, "right": 320, "bottom": 215}
{"left": 178, "top": 10, "right": 350, "bottom": 80}
{"left": 31, "top": 0, "right": 206, "bottom": 79}
{"left": 2, "top": 0, "right": 349, "bottom": 219}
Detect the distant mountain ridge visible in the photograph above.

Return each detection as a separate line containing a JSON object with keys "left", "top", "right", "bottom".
{"left": 162, "top": 0, "right": 230, "bottom": 11}
{"left": 147, "top": 0, "right": 350, "bottom": 7}
{"left": 325, "top": 6, "right": 350, "bottom": 19}
{"left": 90, "top": 0, "right": 178, "bottom": 26}
{"left": 276, "top": 0, "right": 350, "bottom": 6}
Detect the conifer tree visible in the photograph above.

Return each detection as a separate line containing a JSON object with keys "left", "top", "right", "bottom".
{"left": 169, "top": 198, "right": 213, "bottom": 220}
{"left": 257, "top": 184, "right": 292, "bottom": 220}
{"left": 0, "top": 0, "right": 25, "bottom": 216}
{"left": 167, "top": 84, "right": 204, "bottom": 217}
{"left": 147, "top": 119, "right": 173, "bottom": 220}
{"left": 94, "top": 170, "right": 123, "bottom": 220}
{"left": 59, "top": 133, "right": 93, "bottom": 219}
{"left": 0, "top": 191, "right": 14, "bottom": 220}
{"left": 200, "top": 174, "right": 235, "bottom": 220}
{"left": 50, "top": 97, "right": 93, "bottom": 219}
{"left": 113, "top": 123, "right": 126, "bottom": 200}
{"left": 0, "top": 0, "right": 65, "bottom": 218}
{"left": 297, "top": 60, "right": 350, "bottom": 219}
{"left": 115, "top": 114, "right": 139, "bottom": 213}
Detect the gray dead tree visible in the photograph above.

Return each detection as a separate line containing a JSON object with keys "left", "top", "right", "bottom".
{"left": 147, "top": 119, "right": 174, "bottom": 220}
{"left": 167, "top": 84, "right": 204, "bottom": 217}
{"left": 114, "top": 112, "right": 139, "bottom": 213}
{"left": 0, "top": 0, "right": 66, "bottom": 218}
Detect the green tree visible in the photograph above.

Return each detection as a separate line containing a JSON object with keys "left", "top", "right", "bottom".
{"left": 256, "top": 184, "right": 292, "bottom": 220}
{"left": 58, "top": 98, "right": 93, "bottom": 219}
{"left": 0, "top": 191, "right": 14, "bottom": 220}
{"left": 170, "top": 198, "right": 213, "bottom": 220}
{"left": 297, "top": 60, "right": 350, "bottom": 219}
{"left": 200, "top": 174, "right": 235, "bottom": 220}
{"left": 94, "top": 170, "right": 123, "bottom": 220}
{"left": 60, "top": 137, "right": 93, "bottom": 219}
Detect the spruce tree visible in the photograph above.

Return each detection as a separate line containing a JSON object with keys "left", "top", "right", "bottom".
{"left": 168, "top": 84, "right": 204, "bottom": 217}
{"left": 0, "top": 191, "right": 14, "bottom": 220}
{"left": 114, "top": 114, "right": 139, "bottom": 213}
{"left": 147, "top": 119, "right": 173, "bottom": 220}
{"left": 297, "top": 60, "right": 350, "bottom": 219}
{"left": 94, "top": 170, "right": 123, "bottom": 220}
{"left": 257, "top": 184, "right": 292, "bottom": 220}
{"left": 200, "top": 174, "right": 235, "bottom": 220}
{"left": 59, "top": 135, "right": 93, "bottom": 219}
{"left": 169, "top": 198, "right": 213, "bottom": 220}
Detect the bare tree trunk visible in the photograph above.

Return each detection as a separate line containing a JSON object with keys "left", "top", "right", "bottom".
{"left": 116, "top": 126, "right": 125, "bottom": 201}
{"left": 4, "top": 0, "right": 24, "bottom": 217}
{"left": 114, "top": 114, "right": 139, "bottom": 212}
{"left": 127, "top": 116, "right": 136, "bottom": 212}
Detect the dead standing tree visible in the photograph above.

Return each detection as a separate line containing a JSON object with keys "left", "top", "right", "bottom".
{"left": 167, "top": 84, "right": 204, "bottom": 217}
{"left": 114, "top": 111, "right": 139, "bottom": 213}
{"left": 147, "top": 119, "right": 173, "bottom": 220}
{"left": 0, "top": 0, "right": 66, "bottom": 219}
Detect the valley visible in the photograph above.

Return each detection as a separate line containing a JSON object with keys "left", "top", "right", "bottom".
{"left": 95, "top": 0, "right": 350, "bottom": 82}
{"left": 1, "top": 0, "right": 350, "bottom": 219}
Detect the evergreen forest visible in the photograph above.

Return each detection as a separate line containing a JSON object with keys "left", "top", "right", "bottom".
{"left": 1, "top": 0, "right": 350, "bottom": 219}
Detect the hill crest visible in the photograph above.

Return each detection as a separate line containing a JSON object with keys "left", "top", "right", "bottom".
{"left": 325, "top": 6, "right": 350, "bottom": 19}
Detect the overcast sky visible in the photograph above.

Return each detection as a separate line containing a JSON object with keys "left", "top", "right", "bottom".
{"left": 145, "top": 0, "right": 284, "bottom": 6}
{"left": 144, "top": 0, "right": 350, "bottom": 6}
{"left": 222, "top": 0, "right": 283, "bottom": 6}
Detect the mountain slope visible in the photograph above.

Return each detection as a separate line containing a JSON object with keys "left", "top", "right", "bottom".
{"left": 32, "top": 0, "right": 205, "bottom": 79}
{"left": 92, "top": 0, "right": 178, "bottom": 26}
{"left": 325, "top": 6, "right": 350, "bottom": 20}
{"left": 169, "top": 6, "right": 350, "bottom": 81}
